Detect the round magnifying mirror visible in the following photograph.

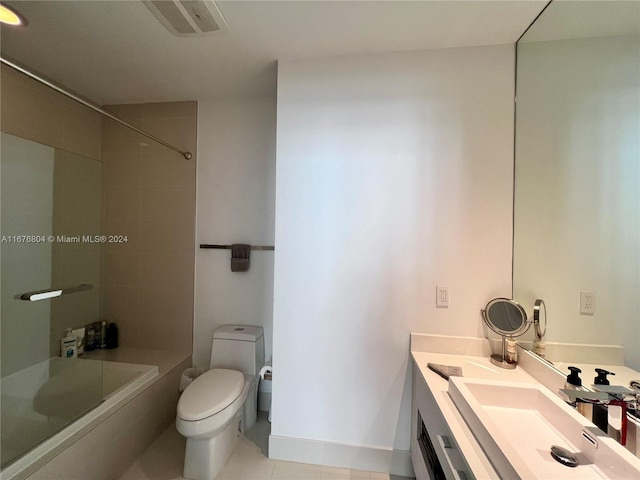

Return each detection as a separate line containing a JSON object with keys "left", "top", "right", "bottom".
{"left": 533, "top": 298, "right": 547, "bottom": 339}
{"left": 483, "top": 298, "right": 530, "bottom": 337}
{"left": 482, "top": 298, "right": 531, "bottom": 369}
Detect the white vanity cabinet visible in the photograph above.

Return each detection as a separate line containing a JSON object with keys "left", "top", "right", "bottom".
{"left": 409, "top": 336, "right": 544, "bottom": 480}
{"left": 411, "top": 363, "right": 474, "bottom": 480}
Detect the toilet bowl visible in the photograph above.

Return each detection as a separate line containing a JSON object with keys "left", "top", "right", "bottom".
{"left": 176, "top": 325, "right": 264, "bottom": 480}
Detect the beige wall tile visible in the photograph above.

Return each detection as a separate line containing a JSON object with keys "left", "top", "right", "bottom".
{"left": 138, "top": 317, "right": 192, "bottom": 353}
{"left": 1, "top": 65, "right": 66, "bottom": 149}
{"left": 101, "top": 285, "right": 139, "bottom": 346}
{"left": 139, "top": 254, "right": 194, "bottom": 289}
{"left": 58, "top": 247, "right": 101, "bottom": 285}
{"left": 140, "top": 150, "right": 196, "bottom": 187}
{"left": 140, "top": 186, "right": 195, "bottom": 222}
{"left": 81, "top": 390, "right": 157, "bottom": 480}
{"left": 1, "top": 65, "right": 102, "bottom": 161}
{"left": 138, "top": 287, "right": 193, "bottom": 325}
{"left": 102, "top": 119, "right": 144, "bottom": 154}
{"left": 62, "top": 182, "right": 102, "bottom": 228}
{"left": 26, "top": 439, "right": 84, "bottom": 480}
{"left": 140, "top": 101, "right": 197, "bottom": 119}
{"left": 140, "top": 117, "right": 197, "bottom": 154}
{"left": 139, "top": 220, "right": 194, "bottom": 255}
{"left": 104, "top": 219, "right": 139, "bottom": 254}
{"left": 105, "top": 186, "right": 140, "bottom": 222}
{"left": 104, "top": 252, "right": 139, "bottom": 287}
{"left": 102, "top": 153, "right": 141, "bottom": 188}
{"left": 62, "top": 150, "right": 102, "bottom": 186}
{"left": 101, "top": 101, "right": 196, "bottom": 351}
{"left": 62, "top": 100, "right": 102, "bottom": 160}
{"left": 60, "top": 214, "right": 102, "bottom": 238}
{"left": 149, "top": 367, "right": 183, "bottom": 435}
{"left": 102, "top": 104, "right": 144, "bottom": 126}
{"left": 112, "top": 317, "right": 140, "bottom": 349}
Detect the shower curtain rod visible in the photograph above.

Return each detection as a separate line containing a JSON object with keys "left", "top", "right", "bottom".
{"left": 1, "top": 57, "right": 193, "bottom": 160}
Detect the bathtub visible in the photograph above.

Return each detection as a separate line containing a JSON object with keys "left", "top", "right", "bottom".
{"left": 1, "top": 356, "right": 158, "bottom": 478}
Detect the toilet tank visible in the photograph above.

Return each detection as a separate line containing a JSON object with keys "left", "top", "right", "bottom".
{"left": 210, "top": 325, "right": 264, "bottom": 374}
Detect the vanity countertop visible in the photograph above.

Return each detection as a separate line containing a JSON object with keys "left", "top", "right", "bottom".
{"left": 411, "top": 350, "right": 540, "bottom": 478}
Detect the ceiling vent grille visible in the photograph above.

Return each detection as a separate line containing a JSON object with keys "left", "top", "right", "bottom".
{"left": 143, "top": 0, "right": 227, "bottom": 36}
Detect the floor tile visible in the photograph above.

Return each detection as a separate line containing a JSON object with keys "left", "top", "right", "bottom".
{"left": 271, "top": 460, "right": 324, "bottom": 480}
{"left": 118, "top": 424, "right": 185, "bottom": 480}
{"left": 321, "top": 466, "right": 371, "bottom": 479}
{"left": 215, "top": 435, "right": 276, "bottom": 479}
{"left": 117, "top": 411, "right": 413, "bottom": 480}
{"left": 369, "top": 473, "right": 391, "bottom": 480}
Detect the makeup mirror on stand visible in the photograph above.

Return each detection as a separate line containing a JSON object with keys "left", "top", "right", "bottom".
{"left": 482, "top": 298, "right": 531, "bottom": 369}
{"left": 532, "top": 298, "right": 547, "bottom": 357}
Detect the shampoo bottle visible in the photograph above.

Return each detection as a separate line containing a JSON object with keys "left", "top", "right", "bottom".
{"left": 61, "top": 328, "right": 78, "bottom": 358}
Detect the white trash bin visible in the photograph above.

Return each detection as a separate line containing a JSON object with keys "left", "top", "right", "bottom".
{"left": 179, "top": 367, "right": 201, "bottom": 392}
{"left": 258, "top": 374, "right": 272, "bottom": 413}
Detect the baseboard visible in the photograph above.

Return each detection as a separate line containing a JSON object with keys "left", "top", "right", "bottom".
{"left": 268, "top": 434, "right": 415, "bottom": 477}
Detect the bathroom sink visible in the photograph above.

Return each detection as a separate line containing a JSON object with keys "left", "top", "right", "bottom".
{"left": 448, "top": 378, "right": 640, "bottom": 479}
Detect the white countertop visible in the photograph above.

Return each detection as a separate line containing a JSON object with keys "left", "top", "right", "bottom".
{"left": 411, "top": 350, "right": 540, "bottom": 479}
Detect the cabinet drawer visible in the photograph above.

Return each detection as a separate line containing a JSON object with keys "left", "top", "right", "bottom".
{"left": 411, "top": 366, "right": 474, "bottom": 480}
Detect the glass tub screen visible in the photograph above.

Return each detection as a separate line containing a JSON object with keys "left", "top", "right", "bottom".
{"left": 0, "top": 132, "right": 104, "bottom": 467}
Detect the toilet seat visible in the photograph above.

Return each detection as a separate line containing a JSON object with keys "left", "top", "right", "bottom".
{"left": 178, "top": 369, "right": 245, "bottom": 421}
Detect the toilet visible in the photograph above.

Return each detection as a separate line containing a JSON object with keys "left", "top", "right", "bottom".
{"left": 176, "top": 325, "right": 264, "bottom": 480}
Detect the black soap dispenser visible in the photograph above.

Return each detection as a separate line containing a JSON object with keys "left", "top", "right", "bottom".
{"left": 592, "top": 368, "right": 615, "bottom": 432}
{"left": 565, "top": 367, "right": 590, "bottom": 417}
{"left": 594, "top": 368, "right": 615, "bottom": 386}
{"left": 566, "top": 367, "right": 583, "bottom": 388}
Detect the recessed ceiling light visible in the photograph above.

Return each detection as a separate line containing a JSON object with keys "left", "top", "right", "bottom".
{"left": 0, "top": 2, "right": 27, "bottom": 26}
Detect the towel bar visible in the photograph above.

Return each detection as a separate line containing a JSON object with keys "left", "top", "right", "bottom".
{"left": 199, "top": 244, "right": 274, "bottom": 251}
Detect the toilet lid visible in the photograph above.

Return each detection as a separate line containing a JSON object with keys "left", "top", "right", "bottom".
{"left": 178, "top": 369, "right": 245, "bottom": 421}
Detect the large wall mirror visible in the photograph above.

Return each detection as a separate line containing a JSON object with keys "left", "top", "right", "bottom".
{"left": 513, "top": 0, "right": 639, "bottom": 375}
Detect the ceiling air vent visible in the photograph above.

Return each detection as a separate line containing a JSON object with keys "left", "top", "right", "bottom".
{"left": 143, "top": 0, "right": 227, "bottom": 36}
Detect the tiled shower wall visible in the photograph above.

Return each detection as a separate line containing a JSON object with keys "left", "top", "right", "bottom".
{"left": 0, "top": 64, "right": 102, "bottom": 372}
{"left": 1, "top": 64, "right": 196, "bottom": 359}
{"left": 100, "top": 102, "right": 196, "bottom": 354}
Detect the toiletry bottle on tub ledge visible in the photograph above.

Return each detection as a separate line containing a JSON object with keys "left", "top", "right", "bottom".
{"left": 61, "top": 328, "right": 77, "bottom": 358}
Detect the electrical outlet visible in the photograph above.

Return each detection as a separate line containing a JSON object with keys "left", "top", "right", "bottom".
{"left": 580, "top": 291, "right": 595, "bottom": 315}
{"left": 436, "top": 286, "right": 449, "bottom": 308}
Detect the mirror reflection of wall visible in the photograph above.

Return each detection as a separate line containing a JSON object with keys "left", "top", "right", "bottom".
{"left": 513, "top": 1, "right": 639, "bottom": 370}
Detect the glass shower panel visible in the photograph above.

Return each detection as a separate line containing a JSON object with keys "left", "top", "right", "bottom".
{"left": 0, "top": 132, "right": 104, "bottom": 468}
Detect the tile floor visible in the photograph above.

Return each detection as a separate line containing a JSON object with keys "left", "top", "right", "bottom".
{"left": 119, "top": 412, "right": 414, "bottom": 480}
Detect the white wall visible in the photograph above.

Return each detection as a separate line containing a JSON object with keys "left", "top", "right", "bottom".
{"left": 272, "top": 45, "right": 515, "bottom": 473}
{"left": 194, "top": 98, "right": 276, "bottom": 369}
{"left": 513, "top": 34, "right": 640, "bottom": 370}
